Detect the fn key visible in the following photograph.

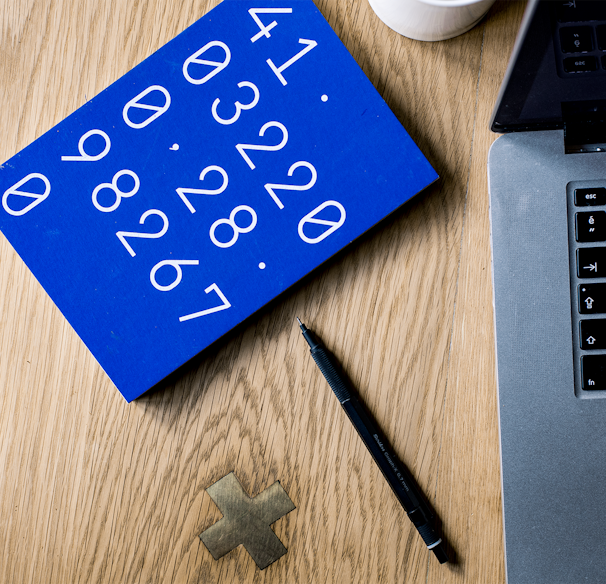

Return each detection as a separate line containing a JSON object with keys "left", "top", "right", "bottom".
{"left": 581, "top": 355, "right": 606, "bottom": 390}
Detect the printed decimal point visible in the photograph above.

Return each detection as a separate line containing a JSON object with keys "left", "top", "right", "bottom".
{"left": 259, "top": 262, "right": 266, "bottom": 269}
{"left": 321, "top": 94, "right": 328, "bottom": 102}
{"left": 170, "top": 143, "right": 179, "bottom": 151}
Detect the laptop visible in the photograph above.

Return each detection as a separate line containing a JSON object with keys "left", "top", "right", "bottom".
{"left": 488, "top": 1, "right": 606, "bottom": 582}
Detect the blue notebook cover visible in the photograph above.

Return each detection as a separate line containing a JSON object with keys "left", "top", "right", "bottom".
{"left": 0, "top": 0, "right": 437, "bottom": 401}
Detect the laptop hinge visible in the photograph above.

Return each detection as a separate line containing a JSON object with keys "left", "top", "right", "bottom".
{"left": 563, "top": 100, "right": 606, "bottom": 154}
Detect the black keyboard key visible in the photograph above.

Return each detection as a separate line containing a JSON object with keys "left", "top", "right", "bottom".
{"left": 576, "top": 211, "right": 606, "bottom": 241}
{"left": 579, "top": 283, "right": 606, "bottom": 314}
{"left": 577, "top": 247, "right": 606, "bottom": 278}
{"left": 556, "top": 2, "right": 606, "bottom": 22}
{"left": 580, "top": 319, "right": 606, "bottom": 349}
{"left": 575, "top": 187, "right": 606, "bottom": 206}
{"left": 560, "top": 26, "right": 594, "bottom": 52}
{"left": 563, "top": 56, "right": 598, "bottom": 72}
{"left": 597, "top": 25, "right": 606, "bottom": 50}
{"left": 581, "top": 355, "right": 606, "bottom": 390}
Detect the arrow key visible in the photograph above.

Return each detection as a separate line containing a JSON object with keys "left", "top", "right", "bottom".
{"left": 556, "top": 2, "right": 606, "bottom": 23}
{"left": 577, "top": 247, "right": 606, "bottom": 278}
{"left": 580, "top": 319, "right": 606, "bottom": 350}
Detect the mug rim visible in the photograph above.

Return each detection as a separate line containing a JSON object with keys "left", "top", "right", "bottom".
{"left": 417, "top": 0, "right": 491, "bottom": 7}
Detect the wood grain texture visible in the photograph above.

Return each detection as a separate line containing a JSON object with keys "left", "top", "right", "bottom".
{"left": 0, "top": 1, "right": 525, "bottom": 582}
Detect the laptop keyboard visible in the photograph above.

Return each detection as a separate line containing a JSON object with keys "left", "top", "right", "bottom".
{"left": 560, "top": 4, "right": 606, "bottom": 389}
{"left": 568, "top": 181, "right": 606, "bottom": 394}
{"left": 554, "top": 2, "right": 606, "bottom": 76}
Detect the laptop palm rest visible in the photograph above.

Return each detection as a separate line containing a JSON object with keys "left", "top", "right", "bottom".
{"left": 488, "top": 129, "right": 606, "bottom": 584}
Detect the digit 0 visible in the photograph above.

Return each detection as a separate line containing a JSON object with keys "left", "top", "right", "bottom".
{"left": 209, "top": 205, "right": 257, "bottom": 248}
{"left": 92, "top": 169, "right": 140, "bottom": 213}
{"left": 183, "top": 41, "right": 231, "bottom": 85}
{"left": 2, "top": 173, "right": 51, "bottom": 217}
{"left": 298, "top": 200, "right": 346, "bottom": 244}
{"left": 123, "top": 86, "right": 171, "bottom": 129}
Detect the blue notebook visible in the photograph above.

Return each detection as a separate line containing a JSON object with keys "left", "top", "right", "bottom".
{"left": 0, "top": 0, "right": 437, "bottom": 401}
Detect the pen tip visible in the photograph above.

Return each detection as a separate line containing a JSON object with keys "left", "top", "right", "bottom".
{"left": 296, "top": 317, "right": 302, "bottom": 326}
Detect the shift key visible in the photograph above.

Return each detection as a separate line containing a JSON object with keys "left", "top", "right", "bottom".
{"left": 580, "top": 319, "right": 606, "bottom": 349}
{"left": 577, "top": 247, "right": 606, "bottom": 278}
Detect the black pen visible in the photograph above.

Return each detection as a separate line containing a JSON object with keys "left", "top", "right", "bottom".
{"left": 297, "top": 318, "right": 449, "bottom": 564}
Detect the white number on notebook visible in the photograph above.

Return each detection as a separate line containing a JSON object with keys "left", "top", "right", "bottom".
{"left": 92, "top": 169, "right": 140, "bottom": 213}
{"left": 117, "top": 209, "right": 169, "bottom": 257}
{"left": 249, "top": 8, "right": 293, "bottom": 42}
{"left": 212, "top": 81, "right": 260, "bottom": 125}
{"left": 61, "top": 129, "right": 111, "bottom": 162}
{"left": 176, "top": 165, "right": 229, "bottom": 214}
{"left": 150, "top": 259, "right": 199, "bottom": 292}
{"left": 264, "top": 161, "right": 317, "bottom": 209}
{"left": 183, "top": 41, "right": 231, "bottom": 85}
{"left": 267, "top": 39, "right": 317, "bottom": 86}
{"left": 2, "top": 173, "right": 51, "bottom": 216}
{"left": 123, "top": 85, "right": 171, "bottom": 129}
{"left": 236, "top": 121, "right": 288, "bottom": 169}
{"left": 179, "top": 283, "right": 231, "bottom": 322}
{"left": 210, "top": 205, "right": 257, "bottom": 248}
{"left": 298, "top": 200, "right": 346, "bottom": 244}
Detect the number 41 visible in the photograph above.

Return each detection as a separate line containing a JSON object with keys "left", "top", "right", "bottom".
{"left": 248, "top": 8, "right": 317, "bottom": 85}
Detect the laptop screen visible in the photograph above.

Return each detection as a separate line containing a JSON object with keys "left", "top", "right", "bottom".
{"left": 490, "top": 0, "right": 606, "bottom": 136}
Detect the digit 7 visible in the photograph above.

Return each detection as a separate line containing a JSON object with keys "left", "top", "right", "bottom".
{"left": 179, "top": 284, "right": 231, "bottom": 322}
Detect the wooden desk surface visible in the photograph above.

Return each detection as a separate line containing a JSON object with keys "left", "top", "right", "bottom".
{"left": 0, "top": 1, "right": 526, "bottom": 582}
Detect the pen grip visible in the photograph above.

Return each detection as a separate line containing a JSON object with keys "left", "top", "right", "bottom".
{"left": 310, "top": 347, "right": 351, "bottom": 403}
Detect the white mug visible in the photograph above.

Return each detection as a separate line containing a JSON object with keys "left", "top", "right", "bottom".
{"left": 368, "top": 0, "right": 496, "bottom": 42}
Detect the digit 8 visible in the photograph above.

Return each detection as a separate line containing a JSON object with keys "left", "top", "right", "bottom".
{"left": 209, "top": 205, "right": 257, "bottom": 248}
{"left": 92, "top": 169, "right": 140, "bottom": 213}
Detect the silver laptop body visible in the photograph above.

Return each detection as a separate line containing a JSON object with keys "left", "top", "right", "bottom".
{"left": 488, "top": 1, "right": 606, "bottom": 582}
